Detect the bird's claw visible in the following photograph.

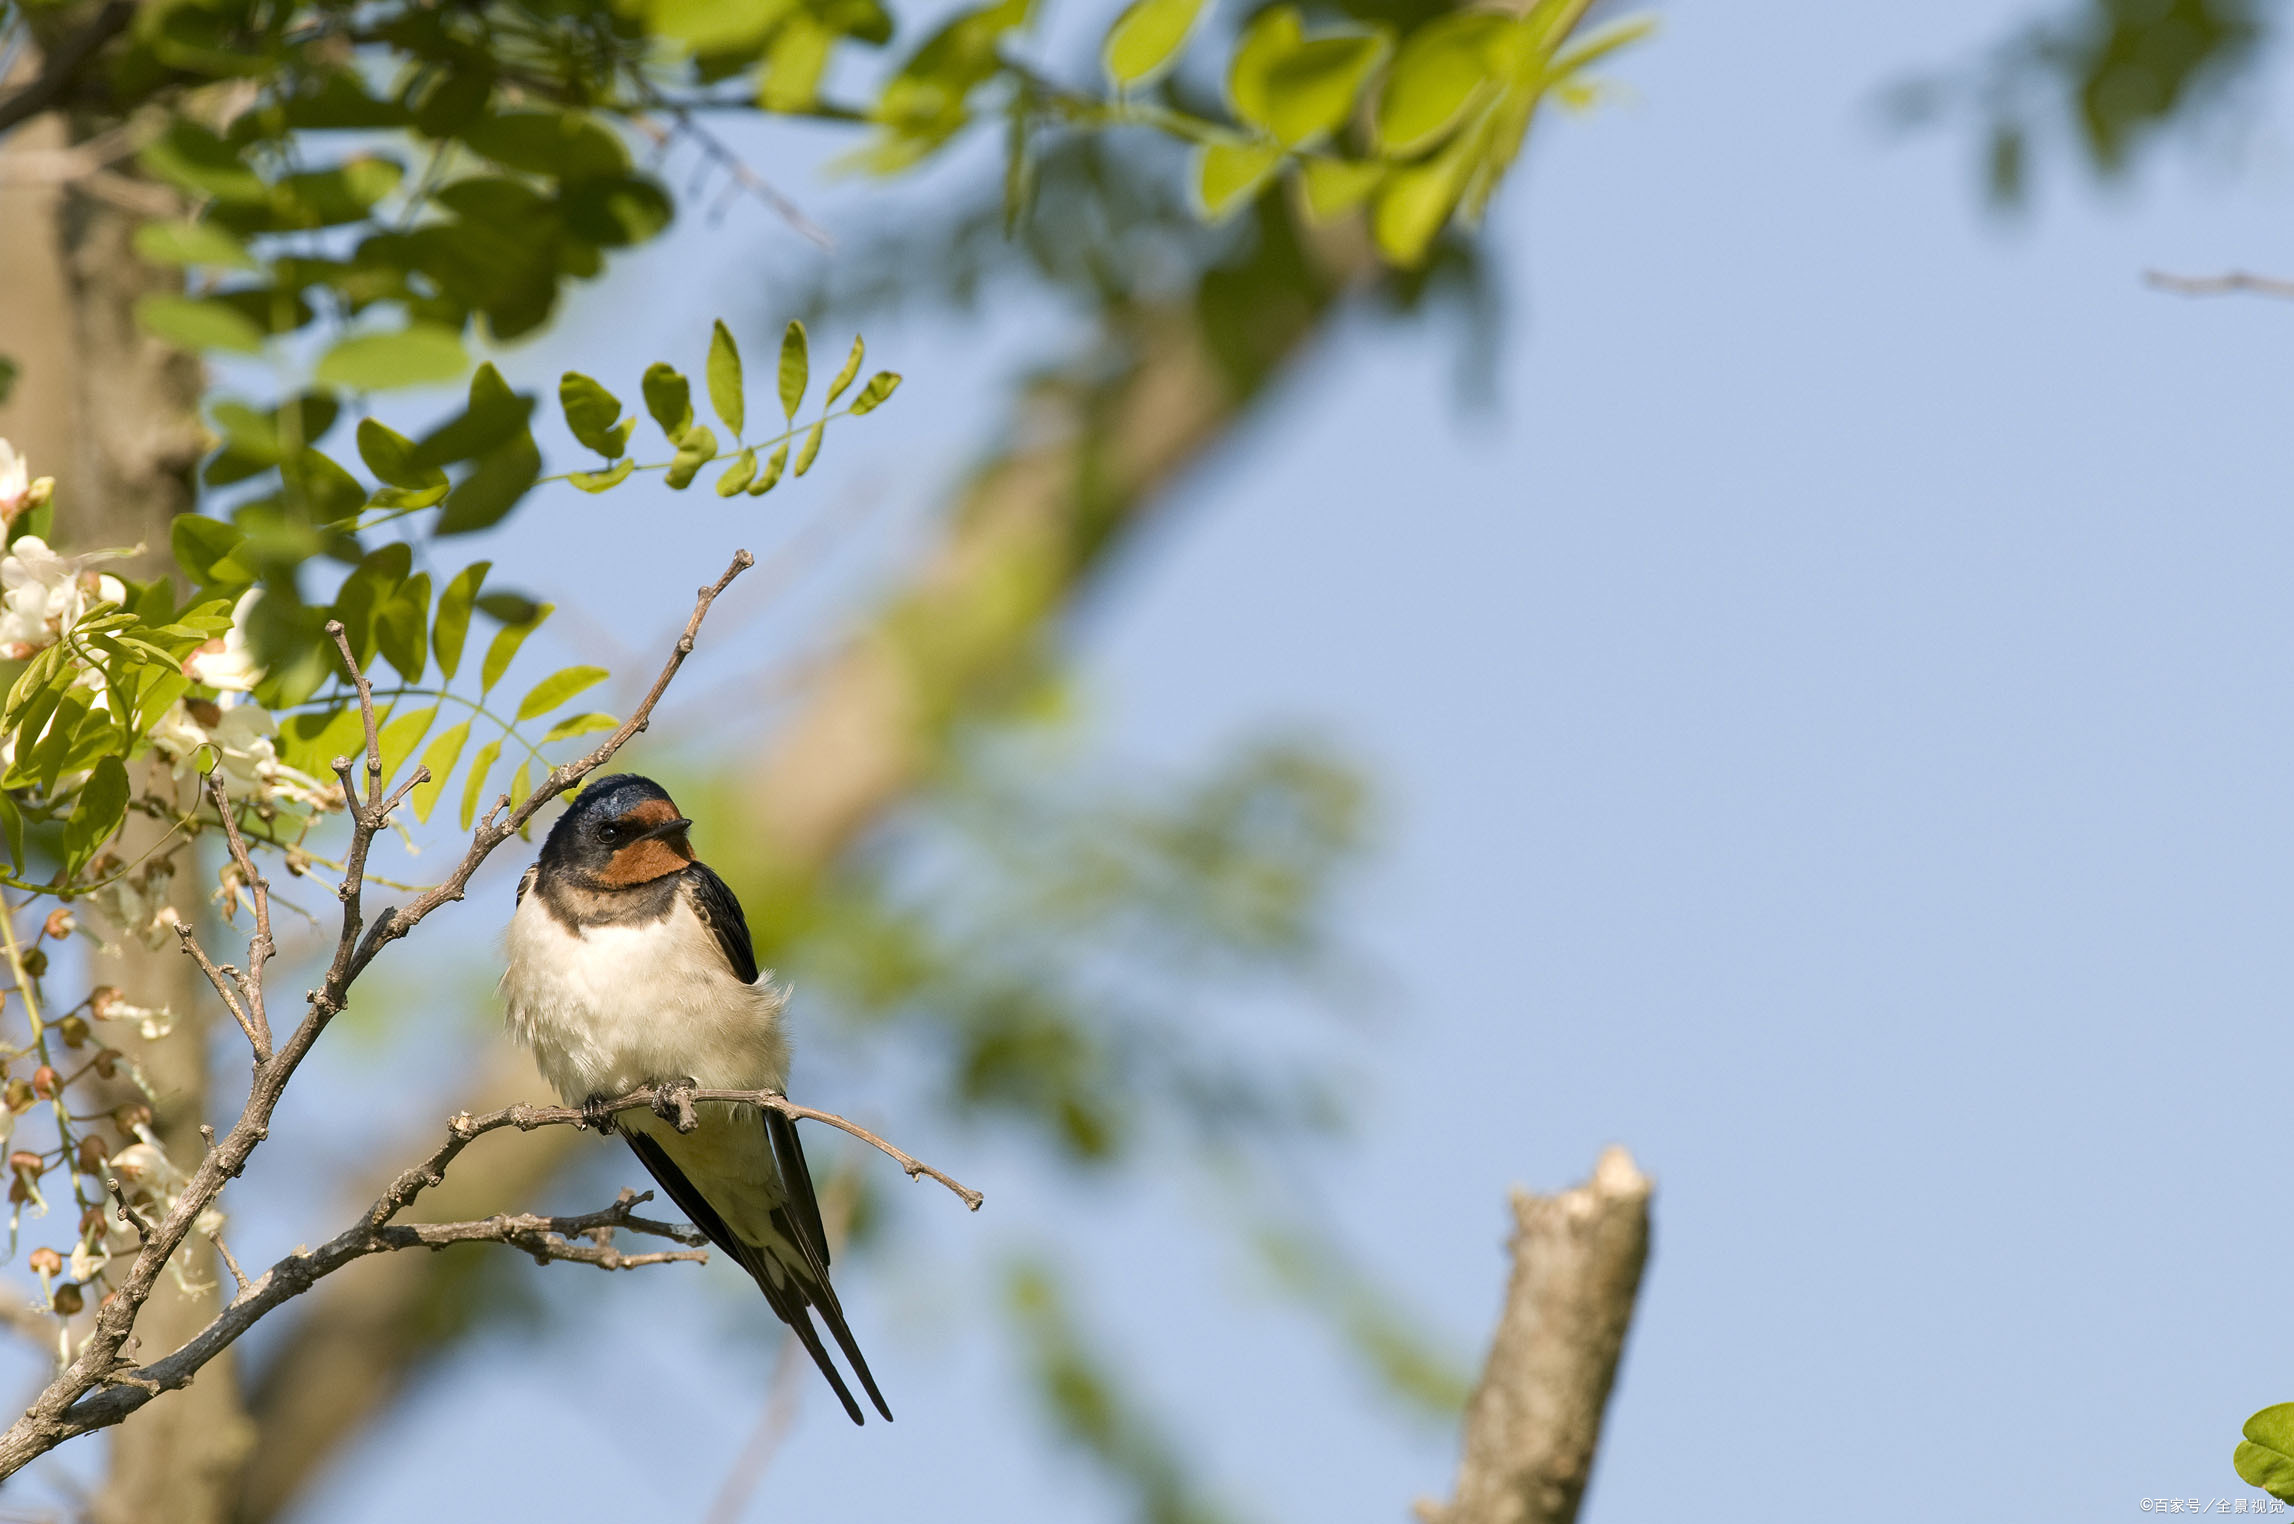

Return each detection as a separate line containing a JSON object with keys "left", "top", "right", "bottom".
{"left": 580, "top": 1093, "right": 618, "bottom": 1135}
{"left": 652, "top": 1076, "right": 701, "bottom": 1134}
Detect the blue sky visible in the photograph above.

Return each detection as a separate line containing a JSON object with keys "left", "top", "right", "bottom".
{"left": 31, "top": 0, "right": 2294, "bottom": 1517}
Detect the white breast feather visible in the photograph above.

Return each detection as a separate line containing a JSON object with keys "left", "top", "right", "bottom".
{"left": 500, "top": 889, "right": 798, "bottom": 1247}
{"left": 500, "top": 891, "right": 790, "bottom": 1103}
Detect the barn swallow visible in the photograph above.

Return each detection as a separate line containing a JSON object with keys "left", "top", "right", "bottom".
{"left": 500, "top": 773, "right": 890, "bottom": 1424}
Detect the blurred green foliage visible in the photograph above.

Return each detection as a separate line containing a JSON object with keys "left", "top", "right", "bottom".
{"left": 1888, "top": 0, "right": 2271, "bottom": 202}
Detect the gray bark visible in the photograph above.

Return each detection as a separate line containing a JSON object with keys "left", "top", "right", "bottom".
{"left": 1422, "top": 1147, "right": 1653, "bottom": 1524}
{"left": 1, "top": 46, "right": 245, "bottom": 1523}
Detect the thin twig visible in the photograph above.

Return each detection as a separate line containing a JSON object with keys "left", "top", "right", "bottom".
{"left": 199, "top": 771, "right": 273, "bottom": 1061}
{"left": 0, "top": 553, "right": 756, "bottom": 1481}
{"left": 2144, "top": 269, "right": 2294, "bottom": 301}
{"left": 207, "top": 1232, "right": 251, "bottom": 1299}
{"left": 170, "top": 924, "right": 260, "bottom": 1060}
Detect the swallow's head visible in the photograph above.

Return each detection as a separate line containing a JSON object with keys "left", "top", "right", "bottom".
{"left": 538, "top": 773, "right": 695, "bottom": 888}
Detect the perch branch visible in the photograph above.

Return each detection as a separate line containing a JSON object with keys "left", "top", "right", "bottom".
{"left": 0, "top": 552, "right": 754, "bottom": 1480}
{"left": 1417, "top": 1146, "right": 1653, "bottom": 1524}
{"left": 2144, "top": 269, "right": 2294, "bottom": 302}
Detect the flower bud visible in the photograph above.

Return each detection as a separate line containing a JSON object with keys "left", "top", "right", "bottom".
{"left": 56, "top": 1016, "right": 88, "bottom": 1049}
{"left": 30, "top": 1066, "right": 58, "bottom": 1100}
{"left": 87, "top": 987, "right": 120, "bottom": 1020}
{"left": 41, "top": 910, "right": 71, "bottom": 942}
{"left": 111, "top": 1102, "right": 150, "bottom": 1134}
{"left": 77, "top": 1205, "right": 101, "bottom": 1238}
{"left": 50, "top": 1283, "right": 82, "bottom": 1316}
{"left": 27, "top": 1247, "right": 60, "bottom": 1277}
{"left": 4, "top": 1080, "right": 33, "bottom": 1113}
{"left": 89, "top": 1050, "right": 116, "bottom": 1080}
{"left": 74, "top": 1136, "right": 105, "bottom": 1175}
{"left": 18, "top": 948, "right": 45, "bottom": 979}
{"left": 9, "top": 1151, "right": 42, "bottom": 1177}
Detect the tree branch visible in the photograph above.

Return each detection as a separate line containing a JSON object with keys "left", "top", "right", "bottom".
{"left": 2144, "top": 269, "right": 2294, "bottom": 301}
{"left": 0, "top": 2, "right": 138, "bottom": 139}
{"left": 0, "top": 551, "right": 755, "bottom": 1481}
{"left": 1418, "top": 1147, "right": 1653, "bottom": 1524}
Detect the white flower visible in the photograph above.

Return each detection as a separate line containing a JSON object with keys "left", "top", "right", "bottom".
{"left": 0, "top": 536, "right": 126, "bottom": 660}
{"left": 147, "top": 695, "right": 339, "bottom": 819}
{"left": 181, "top": 588, "right": 265, "bottom": 694}
{"left": 0, "top": 441, "right": 53, "bottom": 527}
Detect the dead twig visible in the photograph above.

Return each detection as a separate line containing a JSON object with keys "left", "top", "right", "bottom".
{"left": 2144, "top": 269, "right": 2294, "bottom": 302}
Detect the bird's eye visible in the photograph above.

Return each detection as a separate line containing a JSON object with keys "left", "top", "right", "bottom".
{"left": 598, "top": 822, "right": 623, "bottom": 842}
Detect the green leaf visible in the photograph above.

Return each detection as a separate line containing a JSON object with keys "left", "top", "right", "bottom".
{"left": 825, "top": 336, "right": 865, "bottom": 405}
{"left": 664, "top": 425, "right": 719, "bottom": 490}
{"left": 412, "top": 720, "right": 471, "bottom": 823}
{"left": 777, "top": 320, "right": 809, "bottom": 420}
{"left": 132, "top": 220, "right": 257, "bottom": 271}
{"left": 170, "top": 515, "right": 254, "bottom": 586}
{"left": 1377, "top": 12, "right": 1510, "bottom": 156}
{"left": 276, "top": 704, "right": 362, "bottom": 776}
{"left": 570, "top": 461, "right": 636, "bottom": 492}
{"left": 433, "top": 562, "right": 489, "bottom": 679}
{"left": 331, "top": 542, "right": 412, "bottom": 667}
{"left": 1371, "top": 130, "right": 1476, "bottom": 265}
{"left": 1105, "top": 0, "right": 1207, "bottom": 87}
{"left": 135, "top": 295, "right": 265, "bottom": 355}
{"left": 316, "top": 326, "right": 470, "bottom": 391}
{"left": 63, "top": 757, "right": 130, "bottom": 872}
{"left": 516, "top": 665, "right": 608, "bottom": 722}
{"left": 559, "top": 372, "right": 633, "bottom": 458}
{"left": 793, "top": 420, "right": 826, "bottom": 477}
{"left": 1262, "top": 34, "right": 1389, "bottom": 147}
{"left": 708, "top": 320, "right": 745, "bottom": 435}
{"left": 0, "top": 791, "right": 23, "bottom": 874}
{"left": 481, "top": 603, "right": 553, "bottom": 697}
{"left": 1300, "top": 157, "right": 1384, "bottom": 220}
{"left": 849, "top": 371, "right": 902, "bottom": 414}
{"left": 717, "top": 448, "right": 758, "bottom": 496}
{"left": 414, "top": 365, "right": 535, "bottom": 468}
{"left": 376, "top": 703, "right": 437, "bottom": 781}
{"left": 460, "top": 737, "right": 503, "bottom": 830}
{"left": 356, "top": 418, "right": 449, "bottom": 495}
{"left": 746, "top": 440, "right": 790, "bottom": 496}
{"left": 282, "top": 448, "right": 367, "bottom": 520}
{"left": 376, "top": 572, "right": 431, "bottom": 683}
{"left": 438, "top": 431, "right": 541, "bottom": 536}
{"left": 509, "top": 759, "right": 534, "bottom": 832}
{"left": 462, "top": 110, "right": 630, "bottom": 181}
{"left": 1229, "top": 6, "right": 1303, "bottom": 129}
{"left": 139, "top": 122, "right": 266, "bottom": 202}
{"left": 540, "top": 711, "right": 618, "bottom": 743}
{"left": 1197, "top": 139, "right": 1284, "bottom": 219}
{"left": 2239, "top": 1405, "right": 2294, "bottom": 1503}
{"left": 643, "top": 363, "right": 694, "bottom": 444}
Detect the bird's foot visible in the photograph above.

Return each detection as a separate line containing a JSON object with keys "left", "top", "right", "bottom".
{"left": 579, "top": 1093, "right": 618, "bottom": 1135}
{"left": 652, "top": 1076, "right": 701, "bottom": 1134}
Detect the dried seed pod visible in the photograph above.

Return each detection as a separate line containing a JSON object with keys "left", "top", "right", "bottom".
{"left": 50, "top": 1283, "right": 82, "bottom": 1316}
{"left": 19, "top": 948, "right": 46, "bottom": 979}
{"left": 74, "top": 1136, "right": 105, "bottom": 1175}
{"left": 27, "top": 1246, "right": 61, "bottom": 1277}
{"left": 89, "top": 1050, "right": 117, "bottom": 1080}
{"left": 111, "top": 1102, "right": 150, "bottom": 1133}
{"left": 56, "top": 1016, "right": 88, "bottom": 1049}
{"left": 30, "top": 1066, "right": 58, "bottom": 1100}
{"left": 10, "top": 1177, "right": 28, "bottom": 1205}
{"left": 3, "top": 1080, "right": 30, "bottom": 1113}
{"left": 77, "top": 1205, "right": 102, "bottom": 1238}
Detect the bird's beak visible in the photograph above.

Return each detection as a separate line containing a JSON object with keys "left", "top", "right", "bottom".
{"left": 638, "top": 816, "right": 694, "bottom": 843}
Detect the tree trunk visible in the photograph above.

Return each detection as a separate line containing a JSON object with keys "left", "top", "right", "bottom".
{"left": 1, "top": 45, "right": 245, "bottom": 1523}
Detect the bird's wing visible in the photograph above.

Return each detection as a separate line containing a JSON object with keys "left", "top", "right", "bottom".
{"left": 761, "top": 1105, "right": 892, "bottom": 1420}
{"left": 622, "top": 1129, "right": 887, "bottom": 1425}
{"left": 681, "top": 862, "right": 759, "bottom": 984}
{"left": 515, "top": 864, "right": 536, "bottom": 904}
